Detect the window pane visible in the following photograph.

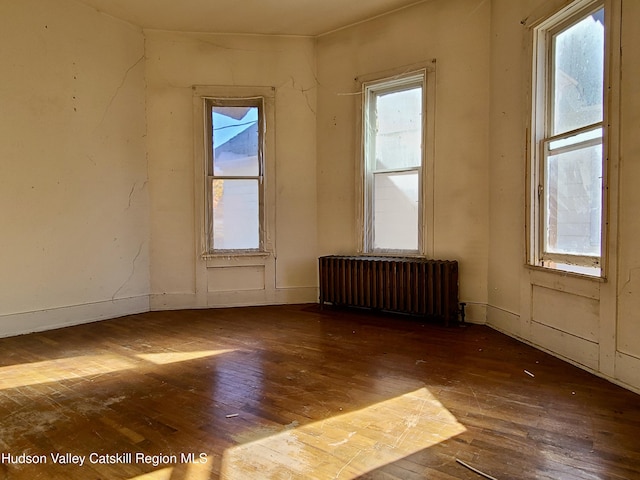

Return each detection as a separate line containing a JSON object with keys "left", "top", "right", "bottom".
{"left": 374, "top": 87, "right": 422, "bottom": 170}
{"left": 545, "top": 144, "right": 602, "bottom": 256}
{"left": 552, "top": 9, "right": 604, "bottom": 135}
{"left": 373, "top": 171, "right": 418, "bottom": 250}
{"left": 212, "top": 106, "right": 259, "bottom": 176}
{"left": 212, "top": 179, "right": 259, "bottom": 250}
{"left": 548, "top": 126, "right": 602, "bottom": 151}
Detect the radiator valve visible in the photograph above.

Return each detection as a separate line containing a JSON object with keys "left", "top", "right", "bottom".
{"left": 459, "top": 302, "right": 467, "bottom": 324}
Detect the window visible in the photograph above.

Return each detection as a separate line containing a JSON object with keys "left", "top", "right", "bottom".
{"left": 530, "top": 0, "right": 605, "bottom": 276}
{"left": 205, "top": 98, "right": 264, "bottom": 253}
{"left": 361, "top": 69, "right": 432, "bottom": 254}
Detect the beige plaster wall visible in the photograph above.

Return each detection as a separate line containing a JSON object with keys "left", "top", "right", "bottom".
{"left": 316, "top": 0, "right": 491, "bottom": 322}
{"left": 615, "top": 0, "right": 640, "bottom": 389}
{"left": 145, "top": 31, "right": 318, "bottom": 309}
{"left": 0, "top": 0, "right": 149, "bottom": 336}
{"left": 488, "top": 0, "right": 640, "bottom": 393}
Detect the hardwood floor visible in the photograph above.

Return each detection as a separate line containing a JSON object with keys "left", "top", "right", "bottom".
{"left": 0, "top": 304, "right": 638, "bottom": 479}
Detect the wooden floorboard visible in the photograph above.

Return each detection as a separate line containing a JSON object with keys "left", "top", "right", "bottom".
{"left": 0, "top": 304, "right": 639, "bottom": 479}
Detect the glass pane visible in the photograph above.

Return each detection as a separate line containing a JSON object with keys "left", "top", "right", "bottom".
{"left": 548, "top": 127, "right": 602, "bottom": 151}
{"left": 374, "top": 87, "right": 422, "bottom": 170}
{"left": 212, "top": 106, "right": 259, "bottom": 176}
{"left": 544, "top": 144, "right": 602, "bottom": 256}
{"left": 212, "top": 179, "right": 259, "bottom": 250}
{"left": 373, "top": 171, "right": 419, "bottom": 250}
{"left": 552, "top": 9, "right": 604, "bottom": 135}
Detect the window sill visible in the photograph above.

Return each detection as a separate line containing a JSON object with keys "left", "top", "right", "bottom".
{"left": 525, "top": 263, "right": 606, "bottom": 282}
{"left": 201, "top": 251, "right": 271, "bottom": 260}
{"left": 204, "top": 251, "right": 273, "bottom": 269}
{"left": 362, "top": 251, "right": 424, "bottom": 258}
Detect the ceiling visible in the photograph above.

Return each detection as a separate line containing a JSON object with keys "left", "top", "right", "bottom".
{"left": 73, "top": 0, "right": 427, "bottom": 37}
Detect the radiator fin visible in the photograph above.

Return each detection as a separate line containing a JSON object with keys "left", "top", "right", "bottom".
{"left": 319, "top": 256, "right": 459, "bottom": 325}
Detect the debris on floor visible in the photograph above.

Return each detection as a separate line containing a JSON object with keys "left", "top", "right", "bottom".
{"left": 456, "top": 458, "right": 498, "bottom": 480}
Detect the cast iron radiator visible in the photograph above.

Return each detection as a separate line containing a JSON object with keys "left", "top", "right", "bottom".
{"left": 319, "top": 256, "right": 459, "bottom": 325}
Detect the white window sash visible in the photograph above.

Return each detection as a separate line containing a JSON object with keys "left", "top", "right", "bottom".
{"left": 529, "top": 0, "right": 605, "bottom": 276}
{"left": 361, "top": 70, "right": 428, "bottom": 255}
{"left": 205, "top": 98, "right": 265, "bottom": 254}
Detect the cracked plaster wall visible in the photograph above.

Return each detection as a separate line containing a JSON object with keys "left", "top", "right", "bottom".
{"left": 0, "top": 0, "right": 149, "bottom": 335}
{"left": 145, "top": 31, "right": 318, "bottom": 308}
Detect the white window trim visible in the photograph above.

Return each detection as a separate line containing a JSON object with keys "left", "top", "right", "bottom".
{"left": 355, "top": 63, "right": 436, "bottom": 257}
{"left": 528, "top": 0, "right": 608, "bottom": 278}
{"left": 193, "top": 85, "right": 276, "bottom": 259}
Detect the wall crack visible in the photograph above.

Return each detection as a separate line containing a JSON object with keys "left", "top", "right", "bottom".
{"left": 111, "top": 242, "right": 144, "bottom": 302}
{"left": 280, "top": 75, "right": 317, "bottom": 116}
{"left": 126, "top": 180, "right": 148, "bottom": 209}
{"left": 619, "top": 266, "right": 640, "bottom": 296}
{"left": 97, "top": 55, "right": 144, "bottom": 128}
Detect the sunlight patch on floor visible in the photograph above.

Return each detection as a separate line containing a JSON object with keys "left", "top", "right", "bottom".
{"left": 183, "top": 457, "right": 214, "bottom": 480}
{"left": 125, "top": 459, "right": 213, "bottom": 480}
{"left": 221, "top": 387, "right": 466, "bottom": 479}
{"left": 136, "top": 349, "right": 235, "bottom": 365}
{"left": 127, "top": 467, "right": 173, "bottom": 480}
{"left": 0, "top": 354, "right": 137, "bottom": 389}
{"left": 0, "top": 350, "right": 235, "bottom": 390}
{"left": 125, "top": 457, "right": 213, "bottom": 480}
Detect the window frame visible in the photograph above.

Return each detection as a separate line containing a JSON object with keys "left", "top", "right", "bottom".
{"left": 205, "top": 97, "right": 265, "bottom": 254}
{"left": 357, "top": 66, "right": 435, "bottom": 257}
{"left": 193, "top": 85, "right": 276, "bottom": 259}
{"left": 529, "top": 0, "right": 606, "bottom": 277}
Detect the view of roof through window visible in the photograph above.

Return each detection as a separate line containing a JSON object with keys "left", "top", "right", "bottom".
{"left": 212, "top": 107, "right": 258, "bottom": 147}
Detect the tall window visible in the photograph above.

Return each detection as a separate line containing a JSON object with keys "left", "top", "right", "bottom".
{"left": 205, "top": 98, "right": 264, "bottom": 253}
{"left": 362, "top": 71, "right": 428, "bottom": 254}
{"left": 531, "top": 0, "right": 605, "bottom": 276}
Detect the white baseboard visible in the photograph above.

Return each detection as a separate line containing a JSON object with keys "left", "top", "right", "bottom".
{"left": 149, "top": 293, "right": 200, "bottom": 311}
{"left": 0, "top": 295, "right": 150, "bottom": 338}
{"left": 486, "top": 304, "right": 521, "bottom": 336}
{"left": 615, "top": 351, "right": 640, "bottom": 395}
{"left": 486, "top": 303, "right": 640, "bottom": 396}
{"left": 461, "top": 302, "right": 487, "bottom": 324}
{"left": 149, "top": 287, "right": 318, "bottom": 311}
